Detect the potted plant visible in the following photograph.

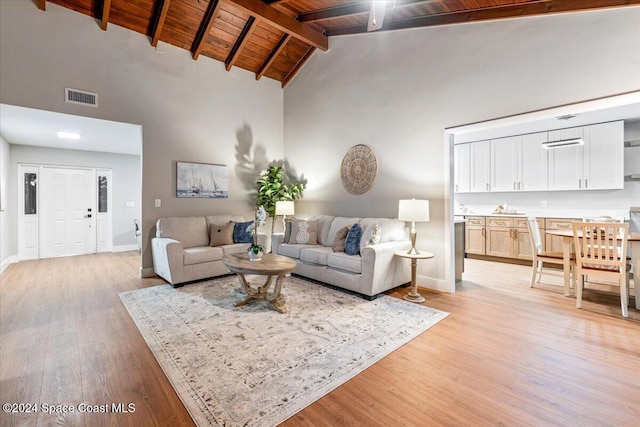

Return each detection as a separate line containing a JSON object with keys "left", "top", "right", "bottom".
{"left": 247, "top": 205, "right": 267, "bottom": 261}
{"left": 256, "top": 165, "right": 305, "bottom": 234}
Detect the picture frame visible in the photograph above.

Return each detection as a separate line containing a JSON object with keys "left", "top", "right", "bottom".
{"left": 176, "top": 161, "right": 228, "bottom": 198}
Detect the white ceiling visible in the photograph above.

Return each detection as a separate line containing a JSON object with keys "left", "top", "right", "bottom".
{"left": 0, "top": 104, "right": 142, "bottom": 156}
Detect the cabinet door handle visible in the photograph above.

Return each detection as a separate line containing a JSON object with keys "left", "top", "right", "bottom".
{"left": 513, "top": 182, "right": 517, "bottom": 190}
{"left": 482, "top": 227, "right": 485, "bottom": 237}
{"left": 455, "top": 184, "right": 458, "bottom": 192}
{"left": 579, "top": 179, "right": 582, "bottom": 189}
{"left": 486, "top": 183, "right": 490, "bottom": 191}
{"left": 509, "top": 229, "right": 514, "bottom": 239}
{"left": 518, "top": 182, "right": 522, "bottom": 190}
{"left": 514, "top": 229, "right": 519, "bottom": 239}
{"left": 585, "top": 179, "right": 588, "bottom": 189}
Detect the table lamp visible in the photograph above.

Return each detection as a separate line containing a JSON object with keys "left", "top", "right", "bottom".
{"left": 275, "top": 200, "right": 295, "bottom": 232}
{"left": 398, "top": 199, "right": 430, "bottom": 255}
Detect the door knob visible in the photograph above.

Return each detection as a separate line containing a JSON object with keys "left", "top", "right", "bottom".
{"left": 85, "top": 214, "right": 92, "bottom": 218}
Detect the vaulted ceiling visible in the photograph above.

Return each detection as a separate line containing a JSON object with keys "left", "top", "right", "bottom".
{"left": 36, "top": 0, "right": 640, "bottom": 87}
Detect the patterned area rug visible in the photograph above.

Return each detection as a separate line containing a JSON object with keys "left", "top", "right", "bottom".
{"left": 120, "top": 275, "right": 448, "bottom": 426}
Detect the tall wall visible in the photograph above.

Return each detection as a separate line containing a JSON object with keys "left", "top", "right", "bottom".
{"left": 8, "top": 145, "right": 141, "bottom": 250}
{"left": 284, "top": 7, "right": 640, "bottom": 291}
{"left": 0, "top": 136, "right": 10, "bottom": 272}
{"left": 0, "top": 1, "right": 284, "bottom": 273}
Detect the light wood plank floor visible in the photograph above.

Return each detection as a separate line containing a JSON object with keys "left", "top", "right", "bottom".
{"left": 1, "top": 253, "right": 638, "bottom": 426}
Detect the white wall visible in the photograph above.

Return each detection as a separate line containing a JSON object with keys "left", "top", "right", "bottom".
{"left": 0, "top": 2, "right": 284, "bottom": 273}
{"left": 0, "top": 135, "right": 10, "bottom": 272}
{"left": 284, "top": 7, "right": 640, "bottom": 291}
{"left": 8, "top": 145, "right": 141, "bottom": 252}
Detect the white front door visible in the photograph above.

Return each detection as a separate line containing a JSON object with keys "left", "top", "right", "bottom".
{"left": 40, "top": 167, "right": 97, "bottom": 258}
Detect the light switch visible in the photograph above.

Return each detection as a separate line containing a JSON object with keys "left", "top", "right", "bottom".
{"left": 155, "top": 199, "right": 161, "bottom": 207}
{"left": 126, "top": 201, "right": 135, "bottom": 208}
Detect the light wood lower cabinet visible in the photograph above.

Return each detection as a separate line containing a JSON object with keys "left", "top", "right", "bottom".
{"left": 464, "top": 216, "right": 486, "bottom": 255}
{"left": 466, "top": 216, "right": 543, "bottom": 261}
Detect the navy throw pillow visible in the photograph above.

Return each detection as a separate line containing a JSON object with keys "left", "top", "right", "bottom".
{"left": 233, "top": 221, "right": 254, "bottom": 243}
{"left": 344, "top": 223, "right": 363, "bottom": 256}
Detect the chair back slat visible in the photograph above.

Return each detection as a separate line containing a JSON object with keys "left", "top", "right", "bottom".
{"left": 572, "top": 222, "right": 629, "bottom": 270}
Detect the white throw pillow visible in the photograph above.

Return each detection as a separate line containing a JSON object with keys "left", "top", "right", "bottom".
{"left": 360, "top": 222, "right": 381, "bottom": 252}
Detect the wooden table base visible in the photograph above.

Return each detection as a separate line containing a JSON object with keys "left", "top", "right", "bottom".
{"left": 234, "top": 272, "right": 288, "bottom": 313}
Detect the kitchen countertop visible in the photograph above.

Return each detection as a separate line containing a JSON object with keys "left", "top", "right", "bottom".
{"left": 458, "top": 211, "right": 631, "bottom": 220}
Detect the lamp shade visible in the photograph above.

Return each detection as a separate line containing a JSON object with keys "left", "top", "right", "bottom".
{"left": 398, "top": 199, "right": 429, "bottom": 222}
{"left": 275, "top": 200, "right": 295, "bottom": 216}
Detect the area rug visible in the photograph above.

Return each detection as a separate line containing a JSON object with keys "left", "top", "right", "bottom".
{"left": 120, "top": 275, "right": 448, "bottom": 426}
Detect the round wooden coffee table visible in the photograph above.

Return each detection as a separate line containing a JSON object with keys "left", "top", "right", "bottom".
{"left": 222, "top": 253, "right": 297, "bottom": 313}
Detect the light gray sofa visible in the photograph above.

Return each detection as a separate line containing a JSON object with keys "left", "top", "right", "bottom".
{"left": 151, "top": 215, "right": 267, "bottom": 287}
{"left": 271, "top": 215, "right": 411, "bottom": 299}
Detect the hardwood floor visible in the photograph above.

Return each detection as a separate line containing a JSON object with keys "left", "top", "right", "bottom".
{"left": 1, "top": 253, "right": 638, "bottom": 426}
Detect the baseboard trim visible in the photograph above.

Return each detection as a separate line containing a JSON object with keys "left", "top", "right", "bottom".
{"left": 416, "top": 274, "right": 450, "bottom": 294}
{"left": 0, "top": 255, "right": 19, "bottom": 274}
{"left": 141, "top": 267, "right": 155, "bottom": 278}
{"left": 112, "top": 244, "right": 139, "bottom": 253}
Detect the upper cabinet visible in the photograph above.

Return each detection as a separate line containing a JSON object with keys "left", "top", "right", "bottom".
{"left": 548, "top": 121, "right": 624, "bottom": 191}
{"left": 491, "top": 132, "right": 548, "bottom": 192}
{"left": 470, "top": 141, "right": 491, "bottom": 192}
{"left": 457, "top": 121, "right": 624, "bottom": 193}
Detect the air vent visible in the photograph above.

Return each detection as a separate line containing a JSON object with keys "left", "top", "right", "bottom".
{"left": 65, "top": 88, "right": 98, "bottom": 107}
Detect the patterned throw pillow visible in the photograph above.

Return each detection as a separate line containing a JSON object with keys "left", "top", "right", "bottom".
{"left": 283, "top": 218, "right": 293, "bottom": 243}
{"left": 345, "top": 223, "right": 363, "bottom": 256}
{"left": 232, "top": 221, "right": 254, "bottom": 243}
{"left": 360, "top": 223, "right": 382, "bottom": 252}
{"left": 332, "top": 226, "right": 350, "bottom": 252}
{"left": 290, "top": 219, "right": 318, "bottom": 244}
{"left": 209, "top": 223, "right": 234, "bottom": 247}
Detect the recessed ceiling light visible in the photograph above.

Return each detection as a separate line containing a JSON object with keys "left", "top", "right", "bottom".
{"left": 57, "top": 131, "right": 81, "bottom": 140}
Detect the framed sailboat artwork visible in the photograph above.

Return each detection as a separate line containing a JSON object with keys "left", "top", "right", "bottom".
{"left": 176, "top": 161, "right": 228, "bottom": 198}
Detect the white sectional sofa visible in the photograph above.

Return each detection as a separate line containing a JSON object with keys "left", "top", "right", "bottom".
{"left": 271, "top": 215, "right": 411, "bottom": 299}
{"left": 151, "top": 215, "right": 267, "bottom": 287}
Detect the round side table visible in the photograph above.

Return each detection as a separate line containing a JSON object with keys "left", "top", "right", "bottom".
{"left": 394, "top": 250, "right": 435, "bottom": 303}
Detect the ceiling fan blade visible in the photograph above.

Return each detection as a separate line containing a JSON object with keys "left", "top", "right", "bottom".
{"left": 367, "top": 2, "right": 387, "bottom": 32}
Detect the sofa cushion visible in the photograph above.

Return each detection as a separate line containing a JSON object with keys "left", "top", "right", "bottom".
{"left": 278, "top": 243, "right": 317, "bottom": 259}
{"left": 327, "top": 217, "right": 360, "bottom": 248}
{"left": 290, "top": 219, "right": 318, "bottom": 244}
{"left": 183, "top": 246, "right": 223, "bottom": 266}
{"left": 310, "top": 215, "right": 336, "bottom": 246}
{"left": 360, "top": 222, "right": 381, "bottom": 252}
{"left": 209, "top": 223, "right": 234, "bottom": 247}
{"left": 332, "top": 226, "right": 350, "bottom": 252}
{"left": 222, "top": 244, "right": 250, "bottom": 256}
{"left": 327, "top": 252, "right": 362, "bottom": 274}
{"left": 300, "top": 247, "right": 333, "bottom": 265}
{"left": 233, "top": 221, "right": 254, "bottom": 243}
{"left": 156, "top": 217, "right": 209, "bottom": 249}
{"left": 345, "top": 223, "right": 363, "bottom": 255}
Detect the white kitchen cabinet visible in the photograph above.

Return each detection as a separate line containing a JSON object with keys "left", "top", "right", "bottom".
{"left": 547, "top": 126, "right": 584, "bottom": 191}
{"left": 548, "top": 121, "right": 624, "bottom": 191}
{"left": 470, "top": 140, "right": 491, "bottom": 192}
{"left": 583, "top": 121, "right": 624, "bottom": 190}
{"left": 491, "top": 132, "right": 548, "bottom": 192}
{"left": 454, "top": 143, "right": 470, "bottom": 193}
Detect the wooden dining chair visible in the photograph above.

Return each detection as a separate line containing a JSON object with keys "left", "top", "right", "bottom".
{"left": 526, "top": 217, "right": 569, "bottom": 288}
{"left": 572, "top": 222, "right": 630, "bottom": 318}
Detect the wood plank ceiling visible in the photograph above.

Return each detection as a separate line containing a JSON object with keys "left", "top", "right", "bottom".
{"left": 36, "top": 0, "right": 640, "bottom": 88}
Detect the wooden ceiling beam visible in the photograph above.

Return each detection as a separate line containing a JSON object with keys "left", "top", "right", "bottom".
{"left": 265, "top": 0, "right": 293, "bottom": 4}
{"left": 256, "top": 33, "right": 291, "bottom": 80}
{"left": 225, "top": 16, "right": 258, "bottom": 71}
{"left": 100, "top": 0, "right": 112, "bottom": 31}
{"left": 192, "top": 0, "right": 224, "bottom": 60}
{"left": 281, "top": 46, "right": 315, "bottom": 89}
{"left": 326, "top": 0, "right": 640, "bottom": 36}
{"left": 151, "top": 0, "right": 172, "bottom": 47}
{"left": 37, "top": 0, "right": 46, "bottom": 11}
{"left": 228, "top": 0, "right": 328, "bottom": 51}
